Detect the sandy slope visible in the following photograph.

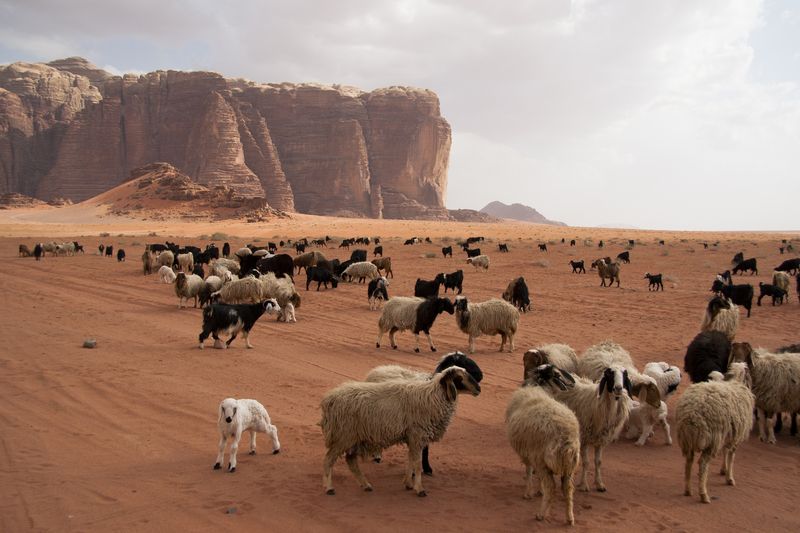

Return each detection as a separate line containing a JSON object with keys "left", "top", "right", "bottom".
{"left": 1, "top": 211, "right": 799, "bottom": 532}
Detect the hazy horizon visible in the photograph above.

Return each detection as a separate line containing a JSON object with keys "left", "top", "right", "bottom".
{"left": 1, "top": 0, "right": 798, "bottom": 231}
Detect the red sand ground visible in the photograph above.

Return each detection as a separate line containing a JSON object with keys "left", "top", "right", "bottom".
{"left": 1, "top": 208, "right": 799, "bottom": 532}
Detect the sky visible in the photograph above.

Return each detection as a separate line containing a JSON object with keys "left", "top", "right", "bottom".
{"left": 1, "top": 0, "right": 798, "bottom": 230}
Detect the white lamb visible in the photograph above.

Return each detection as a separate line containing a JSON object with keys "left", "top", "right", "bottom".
{"left": 158, "top": 265, "right": 176, "bottom": 284}
{"left": 214, "top": 398, "right": 280, "bottom": 473}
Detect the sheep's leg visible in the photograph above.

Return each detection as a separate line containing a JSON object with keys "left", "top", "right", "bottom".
{"left": 214, "top": 434, "right": 227, "bottom": 469}
{"left": 423, "top": 331, "right": 436, "bottom": 352}
{"left": 498, "top": 332, "right": 506, "bottom": 352}
{"left": 537, "top": 468, "right": 554, "bottom": 522}
{"left": 757, "top": 408, "right": 769, "bottom": 442}
{"left": 375, "top": 328, "right": 384, "bottom": 348}
{"left": 345, "top": 452, "right": 373, "bottom": 492}
{"left": 421, "top": 446, "right": 432, "bottom": 476}
{"left": 684, "top": 451, "right": 694, "bottom": 496}
{"left": 408, "top": 446, "right": 426, "bottom": 496}
{"left": 523, "top": 464, "right": 536, "bottom": 499}
{"left": 389, "top": 327, "right": 399, "bottom": 349}
{"left": 698, "top": 451, "right": 712, "bottom": 503}
{"left": 662, "top": 418, "right": 672, "bottom": 445}
{"left": 724, "top": 448, "right": 737, "bottom": 485}
{"left": 766, "top": 412, "right": 777, "bottom": 444}
{"left": 636, "top": 422, "right": 653, "bottom": 446}
{"left": 468, "top": 335, "right": 476, "bottom": 354}
{"left": 508, "top": 331, "right": 515, "bottom": 352}
{"left": 577, "top": 445, "right": 590, "bottom": 492}
{"left": 413, "top": 332, "right": 421, "bottom": 353}
{"left": 562, "top": 473, "right": 575, "bottom": 526}
{"left": 323, "top": 449, "right": 339, "bottom": 495}
{"left": 228, "top": 430, "right": 242, "bottom": 472}
{"left": 249, "top": 429, "right": 257, "bottom": 454}
{"left": 593, "top": 445, "right": 606, "bottom": 492}
{"left": 266, "top": 424, "right": 280, "bottom": 454}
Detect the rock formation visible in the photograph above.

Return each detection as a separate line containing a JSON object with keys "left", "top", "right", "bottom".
{"left": 480, "top": 201, "right": 566, "bottom": 226}
{"left": 0, "top": 57, "right": 451, "bottom": 219}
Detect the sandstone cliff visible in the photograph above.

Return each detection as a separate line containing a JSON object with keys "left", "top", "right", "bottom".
{"left": 0, "top": 57, "right": 451, "bottom": 219}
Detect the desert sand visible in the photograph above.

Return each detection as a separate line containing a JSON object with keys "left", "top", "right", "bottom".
{"left": 1, "top": 206, "right": 799, "bottom": 532}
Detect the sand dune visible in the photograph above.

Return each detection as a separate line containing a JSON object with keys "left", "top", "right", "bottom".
{"left": 1, "top": 209, "right": 799, "bottom": 532}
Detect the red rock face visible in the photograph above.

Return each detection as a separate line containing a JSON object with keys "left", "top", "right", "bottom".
{"left": 0, "top": 58, "right": 451, "bottom": 218}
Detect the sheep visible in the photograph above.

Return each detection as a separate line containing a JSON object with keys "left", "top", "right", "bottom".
{"left": 235, "top": 247, "right": 253, "bottom": 259}
{"left": 365, "top": 352, "right": 484, "bottom": 475}
{"left": 626, "top": 398, "right": 671, "bottom": 446}
{"left": 257, "top": 253, "right": 295, "bottom": 280}
{"left": 156, "top": 250, "right": 175, "bottom": 270}
{"left": 198, "top": 275, "right": 224, "bottom": 307}
{"left": 371, "top": 257, "right": 393, "bottom": 278}
{"left": 214, "top": 398, "right": 280, "bottom": 473}
{"left": 684, "top": 331, "right": 732, "bottom": 383}
{"left": 260, "top": 272, "right": 301, "bottom": 322}
{"left": 501, "top": 276, "right": 531, "bottom": 312}
{"left": 676, "top": 361, "right": 754, "bottom": 503}
{"left": 376, "top": 296, "right": 455, "bottom": 352}
{"left": 545, "top": 366, "right": 632, "bottom": 492}
{"left": 141, "top": 250, "right": 156, "bottom": 275}
{"left": 700, "top": 295, "right": 740, "bottom": 340}
{"left": 591, "top": 258, "right": 620, "bottom": 287}
{"left": 174, "top": 273, "right": 204, "bottom": 309}
{"left": 341, "top": 261, "right": 379, "bottom": 283}
{"left": 442, "top": 269, "right": 464, "bottom": 294}
{"left": 158, "top": 265, "right": 177, "bottom": 284}
{"left": 210, "top": 257, "right": 240, "bottom": 277}
{"left": 757, "top": 282, "right": 787, "bottom": 306}
{"left": 643, "top": 362, "right": 682, "bottom": 398}
{"left": 644, "top": 273, "right": 664, "bottom": 291}
{"left": 214, "top": 276, "right": 263, "bottom": 305}
{"left": 368, "top": 277, "right": 389, "bottom": 310}
{"left": 200, "top": 299, "right": 280, "bottom": 349}
{"left": 728, "top": 343, "right": 800, "bottom": 444}
{"left": 454, "top": 296, "right": 519, "bottom": 353}
{"left": 177, "top": 252, "right": 194, "bottom": 273}
{"left": 569, "top": 260, "right": 585, "bottom": 274}
{"left": 320, "top": 366, "right": 481, "bottom": 496}
{"left": 523, "top": 344, "right": 579, "bottom": 378}
{"left": 414, "top": 273, "right": 446, "bottom": 298}
{"left": 466, "top": 255, "right": 490, "bottom": 271}
{"left": 508, "top": 364, "right": 580, "bottom": 525}
{"left": 18, "top": 244, "right": 32, "bottom": 257}
{"left": 772, "top": 271, "right": 791, "bottom": 302}
{"left": 293, "top": 251, "right": 321, "bottom": 274}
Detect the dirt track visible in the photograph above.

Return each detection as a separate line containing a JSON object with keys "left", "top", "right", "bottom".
{"left": 1, "top": 215, "right": 799, "bottom": 532}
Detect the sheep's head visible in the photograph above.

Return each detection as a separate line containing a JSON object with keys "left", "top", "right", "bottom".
{"left": 724, "top": 361, "right": 752, "bottom": 388}
{"left": 454, "top": 296, "right": 469, "bottom": 313}
{"left": 598, "top": 367, "right": 632, "bottom": 400}
{"left": 728, "top": 342, "right": 754, "bottom": 369}
{"left": 219, "top": 398, "right": 238, "bottom": 424}
{"left": 434, "top": 272, "right": 446, "bottom": 284}
{"left": 438, "top": 366, "right": 481, "bottom": 401}
{"left": 435, "top": 351, "right": 484, "bottom": 383}
{"left": 526, "top": 363, "right": 576, "bottom": 391}
{"left": 436, "top": 297, "right": 455, "bottom": 315}
{"left": 632, "top": 381, "right": 661, "bottom": 408}
{"left": 522, "top": 349, "right": 548, "bottom": 380}
{"left": 262, "top": 298, "right": 281, "bottom": 315}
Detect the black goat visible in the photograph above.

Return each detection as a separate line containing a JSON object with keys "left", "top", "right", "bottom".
{"left": 256, "top": 254, "right": 294, "bottom": 280}
{"left": 731, "top": 251, "right": 744, "bottom": 266}
{"left": 414, "top": 273, "right": 446, "bottom": 298}
{"left": 628, "top": 239, "right": 635, "bottom": 247}
{"left": 306, "top": 266, "right": 339, "bottom": 291}
{"left": 502, "top": 276, "right": 531, "bottom": 312}
{"left": 411, "top": 297, "right": 456, "bottom": 352}
{"left": 732, "top": 257, "right": 757, "bottom": 275}
{"left": 570, "top": 239, "right": 576, "bottom": 246}
{"left": 538, "top": 244, "right": 547, "bottom": 252}
{"left": 644, "top": 273, "right": 663, "bottom": 291}
{"left": 598, "top": 240, "right": 604, "bottom": 248}
{"left": 350, "top": 249, "right": 367, "bottom": 263}
{"left": 466, "top": 248, "right": 481, "bottom": 258}
{"left": 295, "top": 242, "right": 307, "bottom": 254}
{"left": 684, "top": 331, "right": 732, "bottom": 383}
{"left": 710, "top": 279, "right": 753, "bottom": 317}
{"left": 105, "top": 245, "right": 113, "bottom": 257}
{"left": 757, "top": 283, "right": 786, "bottom": 306}
{"left": 775, "top": 258, "right": 800, "bottom": 275}
{"left": 198, "top": 300, "right": 279, "bottom": 349}
{"left": 717, "top": 270, "right": 732, "bottom": 284}
{"left": 222, "top": 242, "right": 230, "bottom": 258}
{"left": 441, "top": 246, "right": 453, "bottom": 258}
{"left": 569, "top": 260, "right": 585, "bottom": 274}
{"left": 616, "top": 251, "right": 630, "bottom": 264}
{"left": 373, "top": 245, "right": 383, "bottom": 257}
{"left": 34, "top": 243, "right": 44, "bottom": 261}
{"left": 403, "top": 238, "right": 416, "bottom": 245}
{"left": 498, "top": 243, "right": 509, "bottom": 253}
{"left": 443, "top": 270, "right": 464, "bottom": 294}
{"left": 116, "top": 248, "right": 125, "bottom": 262}
{"left": 192, "top": 263, "right": 205, "bottom": 278}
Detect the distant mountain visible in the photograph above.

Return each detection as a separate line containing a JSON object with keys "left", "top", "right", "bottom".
{"left": 479, "top": 201, "right": 566, "bottom": 226}
{"left": 596, "top": 223, "right": 640, "bottom": 229}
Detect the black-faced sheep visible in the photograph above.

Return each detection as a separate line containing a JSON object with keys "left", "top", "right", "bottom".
{"left": 757, "top": 283, "right": 786, "bottom": 306}
{"left": 523, "top": 344, "right": 579, "bottom": 376}
{"left": 644, "top": 273, "right": 664, "bottom": 291}
{"left": 214, "top": 398, "right": 280, "bottom": 473}
{"left": 676, "top": 361, "right": 754, "bottom": 503}
{"left": 569, "top": 260, "right": 585, "bottom": 274}
{"left": 199, "top": 299, "right": 280, "bottom": 349}
{"left": 509, "top": 364, "right": 579, "bottom": 525}
{"left": 501, "top": 276, "right": 532, "bottom": 312}
{"left": 320, "top": 366, "right": 480, "bottom": 496}
{"left": 175, "top": 272, "right": 204, "bottom": 308}
{"left": 454, "top": 296, "right": 519, "bottom": 353}
{"left": 414, "top": 273, "right": 446, "bottom": 298}
{"left": 442, "top": 269, "right": 464, "bottom": 295}
{"left": 376, "top": 296, "right": 455, "bottom": 352}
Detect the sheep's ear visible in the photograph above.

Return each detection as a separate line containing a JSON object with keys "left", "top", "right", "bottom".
{"left": 597, "top": 375, "right": 608, "bottom": 397}
{"left": 645, "top": 384, "right": 662, "bottom": 408}
{"left": 441, "top": 375, "right": 458, "bottom": 402}
{"left": 630, "top": 382, "right": 643, "bottom": 398}
{"left": 623, "top": 373, "right": 633, "bottom": 397}
{"left": 558, "top": 369, "right": 576, "bottom": 385}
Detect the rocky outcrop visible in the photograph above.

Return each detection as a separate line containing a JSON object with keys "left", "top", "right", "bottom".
{"left": 0, "top": 58, "right": 451, "bottom": 218}
{"left": 480, "top": 201, "right": 566, "bottom": 226}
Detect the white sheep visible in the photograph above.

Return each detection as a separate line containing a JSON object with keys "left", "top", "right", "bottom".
{"left": 700, "top": 296, "right": 739, "bottom": 341}
{"left": 508, "top": 364, "right": 580, "bottom": 525}
{"left": 156, "top": 250, "right": 174, "bottom": 269}
{"left": 320, "top": 366, "right": 481, "bottom": 496}
{"left": 177, "top": 252, "right": 194, "bottom": 274}
{"left": 215, "top": 276, "right": 263, "bottom": 305}
{"left": 772, "top": 271, "right": 791, "bottom": 302}
{"left": 211, "top": 258, "right": 241, "bottom": 276}
{"left": 204, "top": 275, "right": 224, "bottom": 293}
{"left": 158, "top": 265, "right": 177, "bottom": 284}
{"left": 643, "top": 361, "right": 682, "bottom": 399}
{"left": 454, "top": 296, "right": 519, "bottom": 353}
{"left": 625, "top": 399, "right": 671, "bottom": 446}
{"left": 676, "top": 362, "right": 754, "bottom": 503}
{"left": 235, "top": 247, "right": 253, "bottom": 259}
{"left": 260, "top": 272, "right": 301, "bottom": 322}
{"left": 174, "top": 273, "right": 204, "bottom": 308}
{"left": 522, "top": 344, "right": 578, "bottom": 379}
{"left": 341, "top": 261, "right": 379, "bottom": 283}
{"left": 728, "top": 343, "right": 800, "bottom": 444}
{"left": 466, "top": 255, "right": 490, "bottom": 270}
{"left": 214, "top": 398, "right": 280, "bottom": 473}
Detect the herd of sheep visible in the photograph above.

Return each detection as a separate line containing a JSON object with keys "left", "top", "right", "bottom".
{"left": 18, "top": 233, "right": 800, "bottom": 525}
